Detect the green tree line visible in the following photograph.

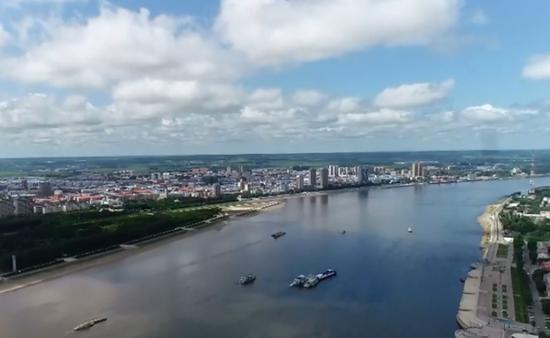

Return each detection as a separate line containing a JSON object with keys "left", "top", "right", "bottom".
{"left": 0, "top": 207, "right": 220, "bottom": 273}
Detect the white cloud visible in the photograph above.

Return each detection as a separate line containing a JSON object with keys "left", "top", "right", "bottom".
{"left": 2, "top": 87, "right": 547, "bottom": 153}
{"left": 522, "top": 55, "right": 550, "bottom": 80}
{"left": 470, "top": 9, "right": 488, "bottom": 25}
{"left": 0, "top": 25, "right": 10, "bottom": 48}
{"left": 0, "top": 6, "right": 239, "bottom": 88}
{"left": 326, "top": 97, "right": 362, "bottom": 113}
{"left": 292, "top": 90, "right": 326, "bottom": 106}
{"left": 337, "top": 109, "right": 411, "bottom": 125}
{"left": 0, "top": 93, "right": 102, "bottom": 131}
{"left": 374, "top": 79, "right": 454, "bottom": 108}
{"left": 240, "top": 106, "right": 298, "bottom": 124}
{"left": 460, "top": 104, "right": 510, "bottom": 123}
{"left": 4, "top": 2, "right": 548, "bottom": 154}
{"left": 112, "top": 78, "right": 243, "bottom": 111}
{"left": 438, "top": 110, "right": 456, "bottom": 123}
{"left": 2, "top": 0, "right": 84, "bottom": 5}
{"left": 247, "top": 88, "right": 285, "bottom": 110}
{"left": 215, "top": 0, "right": 460, "bottom": 65}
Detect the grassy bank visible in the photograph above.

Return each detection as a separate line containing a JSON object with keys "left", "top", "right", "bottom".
{"left": 512, "top": 238, "right": 533, "bottom": 323}
{"left": 512, "top": 266, "right": 532, "bottom": 323}
{"left": 497, "top": 244, "right": 509, "bottom": 258}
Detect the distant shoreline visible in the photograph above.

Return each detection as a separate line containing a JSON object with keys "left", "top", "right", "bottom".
{"left": 1, "top": 148, "right": 549, "bottom": 160}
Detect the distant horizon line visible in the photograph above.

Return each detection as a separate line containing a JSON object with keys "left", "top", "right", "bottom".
{"left": 1, "top": 148, "right": 549, "bottom": 160}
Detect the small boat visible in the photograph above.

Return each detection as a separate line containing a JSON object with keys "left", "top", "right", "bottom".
{"left": 408, "top": 226, "right": 413, "bottom": 233}
{"left": 73, "top": 317, "right": 107, "bottom": 331}
{"left": 341, "top": 230, "right": 346, "bottom": 234}
{"left": 303, "top": 275, "right": 319, "bottom": 289}
{"left": 239, "top": 274, "right": 257, "bottom": 285}
{"left": 271, "top": 231, "right": 286, "bottom": 239}
{"left": 316, "top": 269, "right": 337, "bottom": 280}
{"left": 459, "top": 277, "right": 466, "bottom": 283}
{"left": 289, "top": 275, "right": 307, "bottom": 287}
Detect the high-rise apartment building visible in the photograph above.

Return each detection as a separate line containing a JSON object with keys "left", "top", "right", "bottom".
{"left": 212, "top": 183, "right": 221, "bottom": 198}
{"left": 38, "top": 182, "right": 53, "bottom": 197}
{"left": 320, "top": 168, "right": 329, "bottom": 189}
{"left": 295, "top": 174, "right": 304, "bottom": 191}
{"left": 355, "top": 166, "right": 369, "bottom": 184}
{"left": 309, "top": 168, "right": 317, "bottom": 187}
{"left": 328, "top": 165, "right": 338, "bottom": 177}
{"left": 411, "top": 162, "right": 424, "bottom": 178}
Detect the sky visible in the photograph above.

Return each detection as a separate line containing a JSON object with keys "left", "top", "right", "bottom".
{"left": 0, "top": 0, "right": 549, "bottom": 157}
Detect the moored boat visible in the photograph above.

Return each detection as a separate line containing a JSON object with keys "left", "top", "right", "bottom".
{"left": 73, "top": 317, "right": 107, "bottom": 331}
{"left": 271, "top": 231, "right": 286, "bottom": 239}
{"left": 303, "top": 275, "right": 319, "bottom": 288}
{"left": 239, "top": 274, "right": 257, "bottom": 285}
{"left": 289, "top": 274, "right": 307, "bottom": 287}
{"left": 316, "top": 269, "right": 337, "bottom": 280}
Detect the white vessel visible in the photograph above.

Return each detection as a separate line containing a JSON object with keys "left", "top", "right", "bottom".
{"left": 408, "top": 226, "right": 413, "bottom": 233}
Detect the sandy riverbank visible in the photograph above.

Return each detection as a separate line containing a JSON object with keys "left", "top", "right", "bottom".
{"left": 478, "top": 204, "right": 497, "bottom": 251}
{"left": 477, "top": 198, "right": 509, "bottom": 256}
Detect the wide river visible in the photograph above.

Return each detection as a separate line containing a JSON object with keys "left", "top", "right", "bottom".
{"left": 2, "top": 178, "right": 550, "bottom": 338}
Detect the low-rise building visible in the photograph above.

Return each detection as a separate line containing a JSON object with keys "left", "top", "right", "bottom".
{"left": 0, "top": 198, "right": 15, "bottom": 217}
{"left": 13, "top": 196, "right": 33, "bottom": 216}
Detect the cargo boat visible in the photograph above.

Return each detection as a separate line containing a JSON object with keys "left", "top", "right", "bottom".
{"left": 316, "top": 269, "right": 337, "bottom": 280}
{"left": 239, "top": 274, "right": 257, "bottom": 285}
{"left": 73, "top": 317, "right": 107, "bottom": 331}
{"left": 271, "top": 231, "right": 286, "bottom": 239}
{"left": 289, "top": 275, "right": 307, "bottom": 287}
{"left": 303, "top": 275, "right": 319, "bottom": 288}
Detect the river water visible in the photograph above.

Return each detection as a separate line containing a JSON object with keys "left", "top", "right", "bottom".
{"left": 2, "top": 178, "right": 550, "bottom": 338}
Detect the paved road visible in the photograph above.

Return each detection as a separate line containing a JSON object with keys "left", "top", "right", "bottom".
{"left": 523, "top": 246, "right": 547, "bottom": 332}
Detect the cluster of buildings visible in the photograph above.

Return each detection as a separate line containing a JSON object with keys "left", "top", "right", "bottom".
{"left": 504, "top": 189, "right": 550, "bottom": 221}
{"left": 0, "top": 159, "right": 527, "bottom": 219}
{"left": 0, "top": 165, "right": 370, "bottom": 218}
{"left": 294, "top": 165, "right": 368, "bottom": 191}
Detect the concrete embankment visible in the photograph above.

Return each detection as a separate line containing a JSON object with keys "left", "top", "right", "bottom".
{"left": 456, "top": 265, "right": 484, "bottom": 329}
{"left": 455, "top": 198, "right": 534, "bottom": 338}
{"left": 456, "top": 201, "right": 501, "bottom": 333}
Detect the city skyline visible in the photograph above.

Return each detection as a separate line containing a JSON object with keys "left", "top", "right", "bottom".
{"left": 1, "top": 1, "right": 550, "bottom": 157}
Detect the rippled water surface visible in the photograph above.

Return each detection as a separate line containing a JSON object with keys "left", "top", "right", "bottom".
{"left": 3, "top": 178, "right": 550, "bottom": 338}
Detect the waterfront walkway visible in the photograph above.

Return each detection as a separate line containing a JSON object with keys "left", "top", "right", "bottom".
{"left": 456, "top": 200, "right": 535, "bottom": 338}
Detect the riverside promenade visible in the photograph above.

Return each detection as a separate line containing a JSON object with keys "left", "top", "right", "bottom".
{"left": 456, "top": 200, "right": 536, "bottom": 338}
